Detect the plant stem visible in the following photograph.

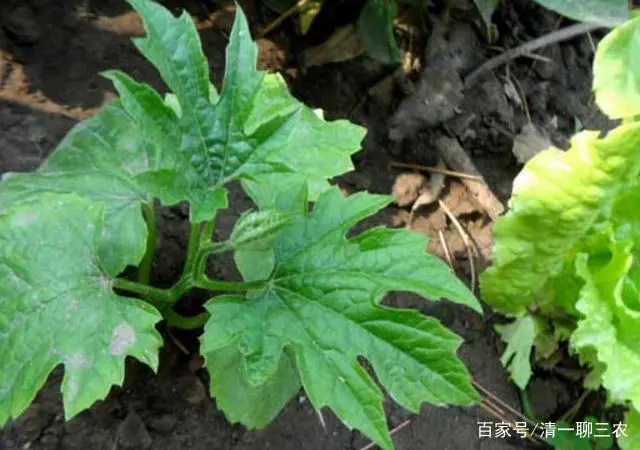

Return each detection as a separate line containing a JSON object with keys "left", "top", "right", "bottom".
{"left": 518, "top": 388, "right": 538, "bottom": 423}
{"left": 560, "top": 390, "right": 591, "bottom": 424}
{"left": 182, "top": 222, "right": 202, "bottom": 275}
{"left": 258, "top": 0, "right": 309, "bottom": 38}
{"left": 170, "top": 274, "right": 195, "bottom": 300}
{"left": 122, "top": 209, "right": 263, "bottom": 327}
{"left": 196, "top": 274, "right": 266, "bottom": 292}
{"left": 194, "top": 241, "right": 232, "bottom": 275}
{"left": 200, "top": 219, "right": 215, "bottom": 245}
{"left": 137, "top": 201, "right": 157, "bottom": 285}
{"left": 200, "top": 240, "right": 233, "bottom": 254}
{"left": 113, "top": 278, "right": 174, "bottom": 304}
{"left": 165, "top": 309, "right": 210, "bottom": 330}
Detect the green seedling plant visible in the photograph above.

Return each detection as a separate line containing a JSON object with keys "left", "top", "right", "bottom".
{"left": 480, "top": 15, "right": 640, "bottom": 449}
{"left": 0, "top": 1, "right": 483, "bottom": 448}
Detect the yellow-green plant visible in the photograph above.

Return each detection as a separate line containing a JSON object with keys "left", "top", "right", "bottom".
{"left": 481, "top": 15, "right": 640, "bottom": 449}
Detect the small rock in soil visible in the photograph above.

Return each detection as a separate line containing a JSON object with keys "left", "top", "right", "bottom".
{"left": 0, "top": 4, "right": 40, "bottom": 44}
{"left": 257, "top": 38, "right": 286, "bottom": 72}
{"left": 445, "top": 111, "right": 477, "bottom": 140}
{"left": 175, "top": 375, "right": 209, "bottom": 405}
{"left": 462, "top": 73, "right": 513, "bottom": 126}
{"left": 425, "top": 21, "right": 482, "bottom": 75}
{"left": 147, "top": 414, "right": 178, "bottom": 433}
{"left": 388, "top": 66, "right": 464, "bottom": 141}
{"left": 187, "top": 354, "right": 205, "bottom": 373}
{"left": 38, "top": 432, "right": 60, "bottom": 450}
{"left": 527, "top": 377, "right": 571, "bottom": 419}
{"left": 116, "top": 412, "right": 152, "bottom": 449}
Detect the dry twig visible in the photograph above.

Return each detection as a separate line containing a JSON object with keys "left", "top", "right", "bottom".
{"left": 474, "top": 380, "right": 549, "bottom": 446}
{"left": 258, "top": 0, "right": 309, "bottom": 38}
{"left": 390, "top": 161, "right": 483, "bottom": 181}
{"left": 358, "top": 419, "right": 412, "bottom": 450}
{"left": 438, "top": 229, "right": 455, "bottom": 270}
{"left": 167, "top": 327, "right": 190, "bottom": 355}
{"left": 438, "top": 199, "right": 476, "bottom": 293}
{"left": 465, "top": 22, "right": 602, "bottom": 86}
{"left": 474, "top": 380, "right": 536, "bottom": 427}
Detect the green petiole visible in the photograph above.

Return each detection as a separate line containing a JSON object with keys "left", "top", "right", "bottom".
{"left": 165, "top": 308, "right": 210, "bottom": 330}
{"left": 113, "top": 278, "right": 174, "bottom": 305}
{"left": 137, "top": 201, "right": 157, "bottom": 286}
{"left": 115, "top": 231, "right": 264, "bottom": 320}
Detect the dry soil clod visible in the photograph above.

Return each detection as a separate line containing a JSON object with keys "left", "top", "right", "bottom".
{"left": 435, "top": 135, "right": 505, "bottom": 221}
{"left": 392, "top": 172, "right": 427, "bottom": 207}
{"left": 391, "top": 160, "right": 446, "bottom": 227}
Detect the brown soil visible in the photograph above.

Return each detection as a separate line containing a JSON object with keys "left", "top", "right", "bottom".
{"left": 0, "top": 0, "right": 610, "bottom": 449}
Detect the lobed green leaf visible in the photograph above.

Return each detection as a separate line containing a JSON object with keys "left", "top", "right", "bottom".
{"left": 206, "top": 344, "right": 301, "bottom": 428}
{"left": 571, "top": 241, "right": 640, "bottom": 412}
{"left": 495, "top": 315, "right": 537, "bottom": 389}
{"left": 481, "top": 122, "right": 640, "bottom": 389}
{"left": 115, "top": 0, "right": 364, "bottom": 222}
{"left": 0, "top": 195, "right": 162, "bottom": 426}
{"left": 203, "top": 188, "right": 480, "bottom": 450}
{"left": 0, "top": 101, "right": 163, "bottom": 276}
{"left": 619, "top": 408, "right": 640, "bottom": 450}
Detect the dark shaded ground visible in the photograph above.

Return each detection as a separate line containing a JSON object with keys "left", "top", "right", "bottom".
{"left": 0, "top": 0, "right": 610, "bottom": 448}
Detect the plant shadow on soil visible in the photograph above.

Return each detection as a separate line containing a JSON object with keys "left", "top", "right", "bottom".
{"left": 0, "top": 0, "right": 613, "bottom": 448}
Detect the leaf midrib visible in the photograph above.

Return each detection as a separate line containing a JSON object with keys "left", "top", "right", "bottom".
{"left": 265, "top": 285, "right": 386, "bottom": 441}
{"left": 139, "top": 13, "right": 214, "bottom": 186}
{"left": 271, "top": 284, "right": 473, "bottom": 404}
{"left": 270, "top": 201, "right": 387, "bottom": 276}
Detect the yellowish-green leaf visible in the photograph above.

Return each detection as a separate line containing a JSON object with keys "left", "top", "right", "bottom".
{"left": 571, "top": 243, "right": 640, "bottom": 411}
{"left": 481, "top": 123, "right": 640, "bottom": 315}
{"left": 495, "top": 315, "right": 537, "bottom": 389}
{"left": 594, "top": 16, "right": 640, "bottom": 119}
{"left": 534, "top": 0, "right": 629, "bottom": 27}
